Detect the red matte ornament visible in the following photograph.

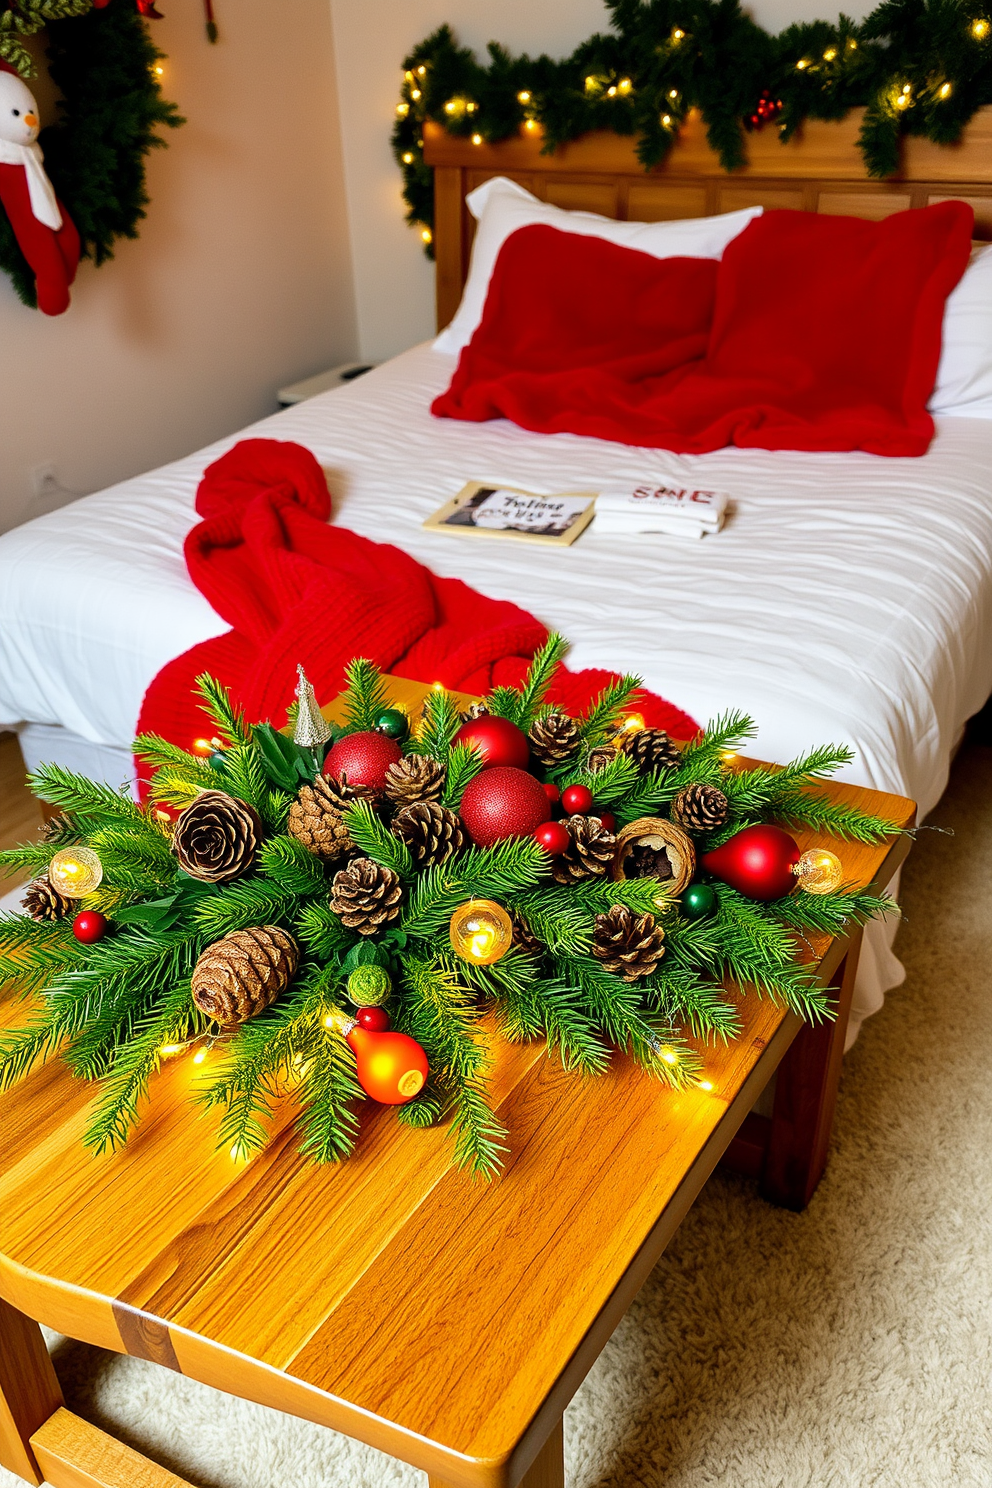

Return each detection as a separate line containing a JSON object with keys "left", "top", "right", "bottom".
{"left": 702, "top": 823, "right": 801, "bottom": 901}
{"left": 533, "top": 820, "right": 571, "bottom": 855}
{"left": 72, "top": 910, "right": 108, "bottom": 943}
{"left": 453, "top": 715, "right": 530, "bottom": 769}
{"left": 345, "top": 1025, "right": 429, "bottom": 1104}
{"left": 357, "top": 1005, "right": 390, "bottom": 1031}
{"left": 561, "top": 783, "right": 593, "bottom": 816}
{"left": 323, "top": 730, "right": 403, "bottom": 791}
{"left": 460, "top": 765, "right": 551, "bottom": 846}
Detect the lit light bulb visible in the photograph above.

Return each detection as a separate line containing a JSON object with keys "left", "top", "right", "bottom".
{"left": 607, "top": 85, "right": 617, "bottom": 95}
{"left": 48, "top": 846, "right": 103, "bottom": 898}
{"left": 153, "top": 64, "right": 164, "bottom": 76}
{"left": 797, "top": 58, "right": 809, "bottom": 69}
{"left": 585, "top": 74, "right": 599, "bottom": 92}
{"left": 518, "top": 90, "right": 531, "bottom": 103}
{"left": 823, "top": 46, "right": 837, "bottom": 60}
{"left": 192, "top": 1047, "right": 208, "bottom": 1065}
{"left": 792, "top": 848, "right": 844, "bottom": 895}
{"left": 420, "top": 227, "right": 432, "bottom": 244}
{"left": 402, "top": 151, "right": 414, "bottom": 163}
{"left": 659, "top": 1046, "right": 680, "bottom": 1066}
{"left": 672, "top": 28, "right": 685, "bottom": 40}
{"left": 617, "top": 77, "right": 632, "bottom": 94}
{"left": 972, "top": 17, "right": 990, "bottom": 37}
{"left": 411, "top": 88, "right": 421, "bottom": 101}
{"left": 449, "top": 899, "right": 513, "bottom": 965}
{"left": 697, "top": 1078, "right": 715, "bottom": 1092}
{"left": 396, "top": 102, "right": 409, "bottom": 117}
{"left": 404, "top": 69, "right": 414, "bottom": 82}
{"left": 192, "top": 737, "right": 214, "bottom": 754}
{"left": 430, "top": 680, "right": 445, "bottom": 691}
{"left": 158, "top": 1043, "right": 186, "bottom": 1058}
{"left": 662, "top": 114, "right": 672, "bottom": 126}
{"left": 939, "top": 81, "right": 953, "bottom": 97}
{"left": 471, "top": 133, "right": 482, "bottom": 145}
{"left": 669, "top": 88, "right": 679, "bottom": 98}
{"left": 466, "top": 101, "right": 477, "bottom": 112}
{"left": 417, "top": 65, "right": 427, "bottom": 76}
{"left": 525, "top": 118, "right": 538, "bottom": 131}
{"left": 619, "top": 712, "right": 646, "bottom": 736}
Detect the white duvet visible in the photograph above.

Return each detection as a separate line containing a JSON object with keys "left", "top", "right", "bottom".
{"left": 2, "top": 344, "right": 991, "bottom": 1033}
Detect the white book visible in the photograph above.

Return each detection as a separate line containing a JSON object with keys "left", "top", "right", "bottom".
{"left": 595, "top": 483, "right": 729, "bottom": 533}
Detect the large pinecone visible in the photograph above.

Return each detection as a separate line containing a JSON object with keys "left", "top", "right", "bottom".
{"left": 392, "top": 800, "right": 466, "bottom": 866}
{"left": 619, "top": 729, "right": 682, "bottom": 774}
{"left": 286, "top": 776, "right": 352, "bottom": 861}
{"left": 586, "top": 746, "right": 617, "bottom": 774}
{"left": 191, "top": 925, "right": 298, "bottom": 1026}
{"left": 592, "top": 904, "right": 666, "bottom": 982}
{"left": 174, "top": 790, "right": 261, "bottom": 883}
{"left": 552, "top": 815, "right": 617, "bottom": 885}
{"left": 330, "top": 857, "right": 403, "bottom": 936}
{"left": 384, "top": 754, "right": 446, "bottom": 807}
{"left": 23, "top": 875, "right": 72, "bottom": 921}
{"left": 671, "top": 783, "right": 730, "bottom": 833}
{"left": 528, "top": 711, "right": 580, "bottom": 766}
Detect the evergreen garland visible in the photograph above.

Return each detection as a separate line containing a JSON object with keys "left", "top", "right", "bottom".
{"left": 394, "top": 0, "right": 992, "bottom": 253}
{"left": 0, "top": 638, "right": 901, "bottom": 1180}
{"left": 0, "top": 0, "right": 182, "bottom": 307}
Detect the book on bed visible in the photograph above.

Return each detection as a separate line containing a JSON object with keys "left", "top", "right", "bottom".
{"left": 423, "top": 481, "right": 596, "bottom": 546}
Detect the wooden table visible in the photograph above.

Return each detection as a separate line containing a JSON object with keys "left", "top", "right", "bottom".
{"left": 0, "top": 680, "right": 915, "bottom": 1488}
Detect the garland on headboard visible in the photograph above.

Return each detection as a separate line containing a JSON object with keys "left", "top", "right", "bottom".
{"left": 0, "top": 0, "right": 182, "bottom": 308}
{"left": 394, "top": 0, "right": 992, "bottom": 256}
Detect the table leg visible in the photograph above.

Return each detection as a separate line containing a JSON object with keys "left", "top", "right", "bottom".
{"left": 0, "top": 1295, "right": 64, "bottom": 1484}
{"left": 759, "top": 931, "right": 862, "bottom": 1211}
{"left": 427, "top": 1418, "right": 564, "bottom": 1488}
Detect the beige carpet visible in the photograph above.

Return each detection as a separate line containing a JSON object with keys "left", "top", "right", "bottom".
{"left": 3, "top": 742, "right": 990, "bottom": 1488}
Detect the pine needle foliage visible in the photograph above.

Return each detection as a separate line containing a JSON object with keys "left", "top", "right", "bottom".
{"left": 0, "top": 639, "right": 902, "bottom": 1178}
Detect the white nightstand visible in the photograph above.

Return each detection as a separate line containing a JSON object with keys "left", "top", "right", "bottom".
{"left": 277, "top": 362, "right": 377, "bottom": 408}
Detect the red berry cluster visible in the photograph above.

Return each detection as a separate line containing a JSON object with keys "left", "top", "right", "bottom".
{"left": 746, "top": 90, "right": 783, "bottom": 130}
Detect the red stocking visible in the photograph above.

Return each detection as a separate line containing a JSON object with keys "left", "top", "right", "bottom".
{"left": 0, "top": 161, "right": 80, "bottom": 315}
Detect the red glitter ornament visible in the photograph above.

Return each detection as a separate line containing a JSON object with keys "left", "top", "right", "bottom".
{"left": 323, "top": 731, "right": 403, "bottom": 792}
{"left": 702, "top": 823, "right": 801, "bottom": 901}
{"left": 460, "top": 766, "right": 551, "bottom": 846}
{"left": 534, "top": 820, "right": 571, "bottom": 855}
{"left": 72, "top": 910, "right": 108, "bottom": 944}
{"left": 453, "top": 715, "right": 530, "bottom": 770}
{"left": 561, "top": 783, "right": 594, "bottom": 816}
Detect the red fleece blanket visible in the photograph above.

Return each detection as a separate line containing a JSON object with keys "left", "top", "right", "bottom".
{"left": 137, "top": 440, "right": 697, "bottom": 764}
{"left": 432, "top": 204, "right": 974, "bottom": 457}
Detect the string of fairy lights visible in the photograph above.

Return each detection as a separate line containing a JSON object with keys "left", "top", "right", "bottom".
{"left": 393, "top": 4, "right": 992, "bottom": 252}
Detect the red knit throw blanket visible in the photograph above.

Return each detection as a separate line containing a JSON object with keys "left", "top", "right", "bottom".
{"left": 136, "top": 440, "right": 697, "bottom": 774}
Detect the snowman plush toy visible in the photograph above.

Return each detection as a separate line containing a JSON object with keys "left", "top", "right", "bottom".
{"left": 0, "top": 58, "right": 79, "bottom": 314}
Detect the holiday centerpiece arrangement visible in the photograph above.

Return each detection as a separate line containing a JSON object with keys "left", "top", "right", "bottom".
{"left": 396, "top": 0, "right": 992, "bottom": 252}
{"left": 0, "top": 637, "right": 900, "bottom": 1178}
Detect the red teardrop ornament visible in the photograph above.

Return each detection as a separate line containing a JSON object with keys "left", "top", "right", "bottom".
{"left": 453, "top": 715, "right": 530, "bottom": 769}
{"left": 346, "top": 1025, "right": 429, "bottom": 1104}
{"left": 701, "top": 823, "right": 800, "bottom": 901}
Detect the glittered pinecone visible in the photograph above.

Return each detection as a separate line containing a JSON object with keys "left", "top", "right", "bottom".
{"left": 592, "top": 904, "right": 666, "bottom": 982}
{"left": 286, "top": 776, "right": 352, "bottom": 861}
{"left": 528, "top": 711, "right": 580, "bottom": 766}
{"left": 330, "top": 856, "right": 403, "bottom": 936}
{"left": 552, "top": 815, "right": 617, "bottom": 885}
{"left": 173, "top": 790, "right": 261, "bottom": 884}
{"left": 511, "top": 912, "right": 543, "bottom": 959}
{"left": 586, "top": 746, "right": 616, "bottom": 774}
{"left": 392, "top": 800, "right": 466, "bottom": 866}
{"left": 670, "top": 783, "right": 730, "bottom": 833}
{"left": 22, "top": 875, "right": 72, "bottom": 921}
{"left": 191, "top": 925, "right": 299, "bottom": 1026}
{"left": 384, "top": 754, "right": 446, "bottom": 807}
{"left": 619, "top": 728, "right": 682, "bottom": 774}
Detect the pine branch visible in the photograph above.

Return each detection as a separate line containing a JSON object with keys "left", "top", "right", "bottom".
{"left": 0, "top": 842, "right": 57, "bottom": 877}
{"left": 642, "top": 964, "right": 740, "bottom": 1041}
{"left": 409, "top": 687, "right": 461, "bottom": 759}
{"left": 576, "top": 675, "right": 642, "bottom": 747}
{"left": 552, "top": 954, "right": 700, "bottom": 1085}
{"left": 27, "top": 764, "right": 143, "bottom": 822}
{"left": 482, "top": 685, "right": 525, "bottom": 725}
{"left": 510, "top": 893, "right": 593, "bottom": 957}
{"left": 611, "top": 768, "right": 677, "bottom": 826}
{"left": 296, "top": 901, "right": 353, "bottom": 961}
{"left": 341, "top": 658, "right": 391, "bottom": 734}
{"left": 296, "top": 1030, "right": 364, "bottom": 1162}
{"left": 679, "top": 711, "right": 757, "bottom": 767}
{"left": 193, "top": 879, "right": 304, "bottom": 939}
{"left": 133, "top": 733, "right": 218, "bottom": 792}
{"left": 343, "top": 799, "right": 415, "bottom": 877}
{"left": 564, "top": 752, "right": 640, "bottom": 803}
{"left": 401, "top": 837, "right": 548, "bottom": 940}
{"left": 194, "top": 673, "right": 252, "bottom": 747}
{"left": 515, "top": 632, "right": 570, "bottom": 728}
{"left": 257, "top": 835, "right": 330, "bottom": 895}
{"left": 217, "top": 742, "right": 273, "bottom": 816}
{"left": 441, "top": 742, "right": 483, "bottom": 809}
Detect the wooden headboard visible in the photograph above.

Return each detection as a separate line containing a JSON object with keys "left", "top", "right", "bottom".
{"left": 423, "top": 107, "right": 992, "bottom": 331}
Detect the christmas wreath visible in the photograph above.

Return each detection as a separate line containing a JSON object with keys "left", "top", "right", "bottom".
{"left": 396, "top": 0, "right": 992, "bottom": 254}
{"left": 0, "top": 638, "right": 900, "bottom": 1179}
{"left": 0, "top": 0, "right": 181, "bottom": 309}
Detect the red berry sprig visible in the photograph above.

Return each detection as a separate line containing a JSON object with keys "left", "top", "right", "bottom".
{"left": 73, "top": 910, "right": 108, "bottom": 944}
{"left": 534, "top": 820, "right": 571, "bottom": 855}
{"left": 561, "top": 783, "right": 593, "bottom": 815}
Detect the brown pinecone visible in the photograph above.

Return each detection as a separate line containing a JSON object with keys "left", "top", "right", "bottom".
{"left": 174, "top": 790, "right": 262, "bottom": 884}
{"left": 671, "top": 783, "right": 730, "bottom": 833}
{"left": 528, "top": 711, "right": 580, "bottom": 766}
{"left": 191, "top": 925, "right": 298, "bottom": 1026}
{"left": 619, "top": 728, "right": 682, "bottom": 775}
{"left": 320, "top": 773, "right": 377, "bottom": 810}
{"left": 511, "top": 912, "right": 544, "bottom": 959}
{"left": 586, "top": 745, "right": 616, "bottom": 773}
{"left": 392, "top": 800, "right": 466, "bottom": 866}
{"left": 330, "top": 857, "right": 403, "bottom": 936}
{"left": 458, "top": 702, "right": 489, "bottom": 723}
{"left": 41, "top": 813, "right": 76, "bottom": 845}
{"left": 384, "top": 754, "right": 445, "bottom": 807}
{"left": 552, "top": 815, "right": 617, "bottom": 885}
{"left": 23, "top": 875, "right": 72, "bottom": 921}
{"left": 286, "top": 776, "right": 352, "bottom": 861}
{"left": 592, "top": 904, "right": 666, "bottom": 982}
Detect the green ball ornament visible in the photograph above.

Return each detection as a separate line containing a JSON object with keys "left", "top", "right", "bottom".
{"left": 347, "top": 964, "right": 392, "bottom": 1007}
{"left": 682, "top": 882, "right": 717, "bottom": 920}
{"left": 375, "top": 708, "right": 409, "bottom": 742}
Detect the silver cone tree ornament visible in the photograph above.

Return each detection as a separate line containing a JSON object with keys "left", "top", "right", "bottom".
{"left": 293, "top": 665, "right": 332, "bottom": 749}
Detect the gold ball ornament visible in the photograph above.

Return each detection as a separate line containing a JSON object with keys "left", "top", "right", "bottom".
{"left": 48, "top": 846, "right": 103, "bottom": 898}
{"left": 792, "top": 849, "right": 844, "bottom": 895}
{"left": 449, "top": 899, "right": 513, "bottom": 965}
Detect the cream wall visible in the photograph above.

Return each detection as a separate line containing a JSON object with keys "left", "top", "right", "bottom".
{"left": 0, "top": 0, "right": 356, "bottom": 533}
{"left": 329, "top": 0, "right": 871, "bottom": 363}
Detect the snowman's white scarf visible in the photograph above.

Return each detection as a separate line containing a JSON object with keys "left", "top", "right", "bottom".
{"left": 0, "top": 138, "right": 62, "bottom": 231}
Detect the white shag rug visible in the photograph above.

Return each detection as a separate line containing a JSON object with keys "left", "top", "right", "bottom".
{"left": 2, "top": 743, "right": 991, "bottom": 1488}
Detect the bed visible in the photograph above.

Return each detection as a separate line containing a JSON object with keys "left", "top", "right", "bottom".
{"left": 2, "top": 110, "right": 992, "bottom": 1045}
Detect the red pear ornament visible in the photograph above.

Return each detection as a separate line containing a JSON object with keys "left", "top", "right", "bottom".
{"left": 701, "top": 823, "right": 801, "bottom": 901}
{"left": 344, "top": 1019, "right": 429, "bottom": 1104}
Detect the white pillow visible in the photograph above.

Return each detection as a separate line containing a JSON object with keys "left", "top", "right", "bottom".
{"left": 433, "top": 176, "right": 763, "bottom": 356}
{"left": 930, "top": 244, "right": 992, "bottom": 419}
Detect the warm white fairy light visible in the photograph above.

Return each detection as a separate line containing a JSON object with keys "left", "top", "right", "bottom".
{"left": 939, "top": 81, "right": 953, "bottom": 97}
{"left": 823, "top": 46, "right": 837, "bottom": 59}
{"left": 421, "top": 226, "right": 432, "bottom": 244}
{"left": 797, "top": 57, "right": 810, "bottom": 69}
{"left": 402, "top": 151, "right": 414, "bottom": 163}
{"left": 396, "top": 102, "right": 409, "bottom": 117}
{"left": 972, "top": 17, "right": 990, "bottom": 37}
{"left": 411, "top": 88, "right": 421, "bottom": 100}
{"left": 662, "top": 114, "right": 673, "bottom": 126}
{"left": 672, "top": 27, "right": 685, "bottom": 40}
{"left": 192, "top": 1047, "right": 208, "bottom": 1065}
{"left": 518, "top": 89, "right": 531, "bottom": 103}
{"left": 660, "top": 1046, "right": 680, "bottom": 1066}
{"left": 617, "top": 77, "right": 633, "bottom": 94}
{"left": 607, "top": 85, "right": 617, "bottom": 95}
{"left": 471, "top": 133, "right": 482, "bottom": 144}
{"left": 669, "top": 88, "right": 679, "bottom": 98}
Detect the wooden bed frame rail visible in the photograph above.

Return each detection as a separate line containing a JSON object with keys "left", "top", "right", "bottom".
{"left": 423, "top": 106, "right": 992, "bottom": 330}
